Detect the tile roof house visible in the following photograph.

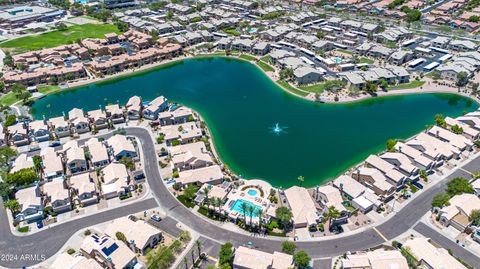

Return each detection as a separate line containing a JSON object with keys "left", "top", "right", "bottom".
{"left": 125, "top": 95, "right": 142, "bottom": 120}
{"left": 86, "top": 138, "right": 110, "bottom": 168}
{"left": 80, "top": 235, "right": 138, "bottom": 269}
{"left": 233, "top": 246, "right": 294, "bottom": 269}
{"left": 68, "top": 108, "right": 90, "bottom": 134}
{"left": 14, "top": 185, "right": 43, "bottom": 222}
{"left": 403, "top": 237, "right": 467, "bottom": 269}
{"left": 284, "top": 186, "right": 319, "bottom": 228}
{"left": 49, "top": 116, "right": 70, "bottom": 138}
{"left": 107, "top": 135, "right": 137, "bottom": 161}
{"left": 64, "top": 140, "right": 87, "bottom": 174}
{"left": 43, "top": 180, "right": 71, "bottom": 213}
{"left": 105, "top": 217, "right": 162, "bottom": 254}
{"left": 70, "top": 173, "right": 98, "bottom": 206}
{"left": 101, "top": 162, "right": 131, "bottom": 199}
{"left": 439, "top": 193, "right": 480, "bottom": 232}
{"left": 170, "top": 142, "right": 213, "bottom": 171}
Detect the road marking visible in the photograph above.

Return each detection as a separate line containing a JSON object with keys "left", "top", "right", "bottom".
{"left": 459, "top": 167, "right": 472, "bottom": 175}
{"left": 373, "top": 227, "right": 388, "bottom": 242}
{"left": 207, "top": 256, "right": 218, "bottom": 262}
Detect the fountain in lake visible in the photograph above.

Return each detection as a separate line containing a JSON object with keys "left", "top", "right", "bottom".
{"left": 269, "top": 123, "right": 287, "bottom": 135}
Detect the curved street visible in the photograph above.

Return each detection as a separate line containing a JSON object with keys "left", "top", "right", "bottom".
{"left": 0, "top": 127, "right": 479, "bottom": 268}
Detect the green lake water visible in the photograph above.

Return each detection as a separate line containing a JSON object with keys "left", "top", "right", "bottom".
{"left": 31, "top": 57, "right": 478, "bottom": 188}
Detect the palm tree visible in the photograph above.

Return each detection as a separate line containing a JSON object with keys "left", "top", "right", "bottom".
{"left": 419, "top": 170, "right": 428, "bottom": 181}
{"left": 247, "top": 205, "right": 255, "bottom": 227}
{"left": 215, "top": 197, "right": 222, "bottom": 216}
{"left": 257, "top": 208, "right": 264, "bottom": 233}
{"left": 191, "top": 248, "right": 195, "bottom": 265}
{"left": 204, "top": 197, "right": 211, "bottom": 212}
{"left": 297, "top": 176, "right": 304, "bottom": 187}
{"left": 240, "top": 202, "right": 248, "bottom": 225}
{"left": 195, "top": 239, "right": 202, "bottom": 258}
{"left": 324, "top": 206, "right": 341, "bottom": 228}
{"left": 202, "top": 187, "right": 210, "bottom": 203}
{"left": 183, "top": 257, "right": 188, "bottom": 269}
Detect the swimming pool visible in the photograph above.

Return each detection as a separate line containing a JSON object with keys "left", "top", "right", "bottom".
{"left": 333, "top": 57, "right": 343, "bottom": 63}
{"left": 230, "top": 199, "right": 261, "bottom": 217}
{"left": 247, "top": 189, "right": 257, "bottom": 196}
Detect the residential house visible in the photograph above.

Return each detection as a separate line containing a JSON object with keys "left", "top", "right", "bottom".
{"left": 80, "top": 235, "right": 138, "bottom": 269}
{"left": 14, "top": 185, "right": 43, "bottom": 223}
{"left": 403, "top": 237, "right": 467, "bottom": 269}
{"left": 107, "top": 135, "right": 137, "bottom": 161}
{"left": 64, "top": 140, "right": 87, "bottom": 174}
{"left": 293, "top": 66, "right": 323, "bottom": 85}
{"left": 41, "top": 147, "right": 64, "bottom": 180}
{"left": 10, "top": 153, "right": 34, "bottom": 173}
{"left": 126, "top": 95, "right": 142, "bottom": 120}
{"left": 351, "top": 167, "right": 396, "bottom": 201}
{"left": 233, "top": 246, "right": 294, "bottom": 269}
{"left": 284, "top": 186, "right": 319, "bottom": 228}
{"left": 427, "top": 125, "right": 473, "bottom": 152}
{"left": 50, "top": 253, "right": 102, "bottom": 269}
{"left": 161, "top": 122, "right": 202, "bottom": 145}
{"left": 170, "top": 142, "right": 213, "bottom": 171}
{"left": 143, "top": 96, "right": 168, "bottom": 120}
{"left": 43, "top": 180, "right": 71, "bottom": 213}
{"left": 340, "top": 249, "right": 408, "bottom": 269}
{"left": 8, "top": 123, "right": 29, "bottom": 146}
{"left": 395, "top": 142, "right": 435, "bottom": 171}
{"left": 68, "top": 108, "right": 90, "bottom": 134}
{"left": 445, "top": 117, "right": 479, "bottom": 140}
{"left": 101, "top": 162, "right": 131, "bottom": 199}
{"left": 380, "top": 152, "right": 419, "bottom": 178}
{"left": 88, "top": 109, "right": 109, "bottom": 130}
{"left": 316, "top": 185, "right": 349, "bottom": 225}
{"left": 70, "top": 173, "right": 98, "bottom": 206}
{"left": 28, "top": 120, "right": 50, "bottom": 142}
{"left": 439, "top": 193, "right": 480, "bottom": 232}
{"left": 365, "top": 155, "right": 406, "bottom": 188}
{"left": 49, "top": 116, "right": 70, "bottom": 138}
{"left": 105, "top": 104, "right": 125, "bottom": 124}
{"left": 177, "top": 165, "right": 224, "bottom": 186}
{"left": 158, "top": 106, "right": 194, "bottom": 126}
{"left": 105, "top": 217, "right": 162, "bottom": 254}
{"left": 86, "top": 138, "right": 110, "bottom": 168}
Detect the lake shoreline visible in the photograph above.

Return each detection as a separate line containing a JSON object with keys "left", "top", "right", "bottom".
{"left": 27, "top": 54, "right": 479, "bottom": 108}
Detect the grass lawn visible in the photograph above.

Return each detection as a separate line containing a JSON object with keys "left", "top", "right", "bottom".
{"left": 260, "top": 55, "right": 271, "bottom": 63}
{"left": 0, "top": 92, "right": 18, "bottom": 106}
{"left": 277, "top": 80, "right": 308, "bottom": 97}
{"left": 0, "top": 23, "right": 121, "bottom": 52}
{"left": 38, "top": 85, "right": 60, "bottom": 94}
{"left": 195, "top": 51, "right": 226, "bottom": 57}
{"left": 257, "top": 61, "right": 275, "bottom": 72}
{"left": 387, "top": 80, "right": 425, "bottom": 90}
{"left": 336, "top": 49, "right": 353, "bottom": 55}
{"left": 177, "top": 195, "right": 195, "bottom": 208}
{"left": 299, "top": 83, "right": 327, "bottom": 94}
{"left": 239, "top": 54, "right": 256, "bottom": 61}
{"left": 358, "top": 57, "right": 374, "bottom": 64}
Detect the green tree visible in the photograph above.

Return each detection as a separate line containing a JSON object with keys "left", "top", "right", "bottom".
{"left": 247, "top": 205, "right": 255, "bottom": 226}
{"left": 3, "top": 199, "right": 20, "bottom": 214}
{"left": 447, "top": 177, "right": 474, "bottom": 196}
{"left": 4, "top": 168, "right": 38, "bottom": 186}
{"left": 294, "top": 250, "right": 311, "bottom": 268}
{"left": 379, "top": 79, "right": 388, "bottom": 89}
{"left": 434, "top": 114, "right": 447, "bottom": 128}
{"left": 115, "top": 231, "right": 127, "bottom": 242}
{"left": 183, "top": 185, "right": 198, "bottom": 201}
{"left": 456, "top": 71, "right": 469, "bottom": 87}
{"left": 0, "top": 181, "right": 12, "bottom": 198}
{"left": 365, "top": 81, "right": 378, "bottom": 93}
{"left": 0, "top": 147, "right": 16, "bottom": 169}
{"left": 297, "top": 175, "right": 304, "bottom": 186}
{"left": 119, "top": 157, "right": 135, "bottom": 171}
{"left": 451, "top": 124, "right": 463, "bottom": 135}
{"left": 469, "top": 15, "right": 479, "bottom": 22}
{"left": 4, "top": 114, "right": 16, "bottom": 127}
{"left": 470, "top": 209, "right": 480, "bottom": 226}
{"left": 386, "top": 139, "right": 397, "bottom": 152}
{"left": 275, "top": 206, "right": 293, "bottom": 230}
{"left": 431, "top": 192, "right": 450, "bottom": 208}
{"left": 3, "top": 51, "right": 13, "bottom": 67}
{"left": 218, "top": 242, "right": 233, "bottom": 266}
{"left": 281, "top": 241, "right": 297, "bottom": 255}
{"left": 323, "top": 206, "right": 341, "bottom": 227}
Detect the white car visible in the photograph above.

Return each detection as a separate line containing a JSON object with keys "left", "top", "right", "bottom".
{"left": 150, "top": 214, "right": 162, "bottom": 222}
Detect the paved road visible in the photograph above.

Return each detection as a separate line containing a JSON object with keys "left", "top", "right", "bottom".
{"left": 414, "top": 222, "right": 480, "bottom": 268}
{"left": 0, "top": 198, "right": 157, "bottom": 268}
{"left": 0, "top": 127, "right": 478, "bottom": 268}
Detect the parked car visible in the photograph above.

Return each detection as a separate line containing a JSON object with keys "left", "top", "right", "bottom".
{"left": 151, "top": 214, "right": 162, "bottom": 222}
{"left": 36, "top": 220, "right": 43, "bottom": 229}
{"left": 49, "top": 141, "right": 61, "bottom": 147}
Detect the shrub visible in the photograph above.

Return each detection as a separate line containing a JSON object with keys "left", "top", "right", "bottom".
{"left": 17, "top": 226, "right": 29, "bottom": 233}
{"left": 84, "top": 229, "right": 91, "bottom": 236}
{"left": 67, "top": 248, "right": 75, "bottom": 255}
